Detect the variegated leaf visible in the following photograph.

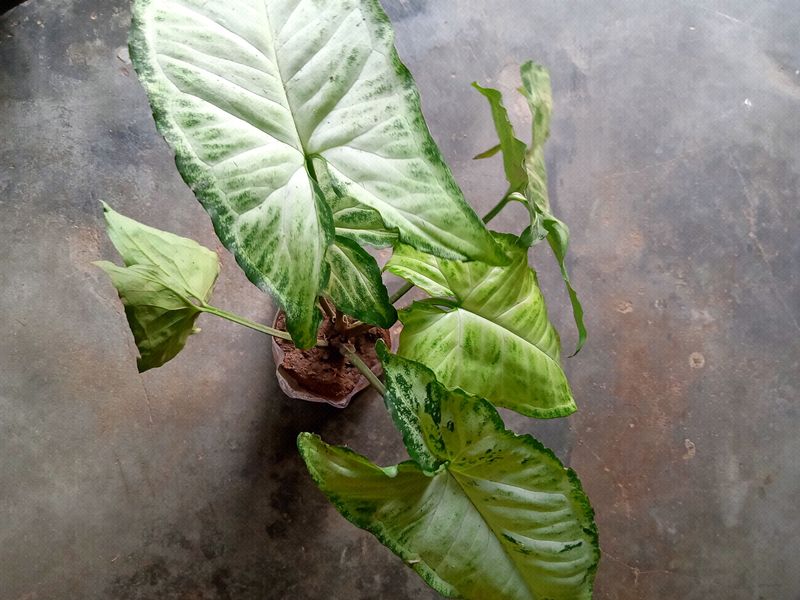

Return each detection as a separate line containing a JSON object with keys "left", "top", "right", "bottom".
{"left": 323, "top": 236, "right": 396, "bottom": 328}
{"left": 382, "top": 242, "right": 452, "bottom": 298}
{"left": 130, "top": 0, "right": 504, "bottom": 346}
{"left": 330, "top": 196, "right": 398, "bottom": 249}
{"left": 519, "top": 61, "right": 586, "bottom": 354}
{"left": 386, "top": 233, "right": 574, "bottom": 417}
{"left": 298, "top": 346, "right": 599, "bottom": 600}
{"left": 314, "top": 157, "right": 398, "bottom": 249}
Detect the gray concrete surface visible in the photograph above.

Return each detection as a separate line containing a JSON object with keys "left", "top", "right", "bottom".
{"left": 1, "top": 0, "right": 799, "bottom": 598}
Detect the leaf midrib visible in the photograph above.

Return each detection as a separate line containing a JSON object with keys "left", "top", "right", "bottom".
{"left": 441, "top": 306, "right": 560, "bottom": 371}
{"left": 259, "top": 1, "right": 307, "bottom": 157}
{"left": 437, "top": 466, "right": 534, "bottom": 600}
{"left": 164, "top": 1, "right": 320, "bottom": 176}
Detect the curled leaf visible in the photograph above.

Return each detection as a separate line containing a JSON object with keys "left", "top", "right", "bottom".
{"left": 95, "top": 202, "right": 219, "bottom": 371}
{"left": 475, "top": 62, "right": 587, "bottom": 353}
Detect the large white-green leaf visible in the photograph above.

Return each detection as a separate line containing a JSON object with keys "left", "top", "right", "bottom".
{"left": 95, "top": 202, "right": 219, "bottom": 371}
{"left": 475, "top": 61, "right": 586, "bottom": 354}
{"left": 386, "top": 233, "right": 574, "bottom": 418}
{"left": 298, "top": 347, "right": 599, "bottom": 600}
{"left": 323, "top": 236, "right": 396, "bottom": 328}
{"left": 130, "top": 0, "right": 504, "bottom": 347}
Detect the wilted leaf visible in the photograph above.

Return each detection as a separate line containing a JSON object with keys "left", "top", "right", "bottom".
{"left": 95, "top": 202, "right": 219, "bottom": 371}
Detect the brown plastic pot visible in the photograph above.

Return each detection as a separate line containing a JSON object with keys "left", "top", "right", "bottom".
{"left": 271, "top": 312, "right": 400, "bottom": 408}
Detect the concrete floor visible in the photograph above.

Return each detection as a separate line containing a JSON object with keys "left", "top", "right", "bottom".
{"left": 1, "top": 0, "right": 799, "bottom": 598}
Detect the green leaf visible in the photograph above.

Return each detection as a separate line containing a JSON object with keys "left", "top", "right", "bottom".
{"left": 518, "top": 60, "right": 552, "bottom": 244}
{"left": 519, "top": 61, "right": 586, "bottom": 354}
{"left": 315, "top": 157, "right": 398, "bottom": 249}
{"left": 130, "top": 0, "right": 505, "bottom": 345}
{"left": 520, "top": 61, "right": 552, "bottom": 151}
{"left": 474, "top": 62, "right": 586, "bottom": 354}
{"left": 540, "top": 215, "right": 586, "bottom": 356}
{"left": 383, "top": 242, "right": 452, "bottom": 298}
{"left": 379, "top": 341, "right": 447, "bottom": 473}
{"left": 472, "top": 82, "right": 528, "bottom": 194}
{"left": 298, "top": 348, "right": 599, "bottom": 600}
{"left": 473, "top": 143, "right": 501, "bottom": 160}
{"left": 95, "top": 202, "right": 219, "bottom": 371}
{"left": 387, "top": 234, "right": 574, "bottom": 418}
{"left": 323, "top": 236, "right": 397, "bottom": 328}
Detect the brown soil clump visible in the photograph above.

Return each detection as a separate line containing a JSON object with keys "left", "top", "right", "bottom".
{"left": 274, "top": 312, "right": 390, "bottom": 403}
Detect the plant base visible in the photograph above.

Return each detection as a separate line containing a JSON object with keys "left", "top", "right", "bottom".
{"left": 272, "top": 311, "right": 395, "bottom": 408}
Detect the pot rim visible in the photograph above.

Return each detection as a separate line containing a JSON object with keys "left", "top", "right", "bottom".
{"left": 271, "top": 311, "right": 400, "bottom": 408}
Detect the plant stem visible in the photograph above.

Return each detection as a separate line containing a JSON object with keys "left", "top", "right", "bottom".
{"left": 343, "top": 321, "right": 377, "bottom": 338}
{"left": 320, "top": 297, "right": 337, "bottom": 323}
{"left": 340, "top": 345, "right": 386, "bottom": 396}
{"left": 482, "top": 193, "right": 511, "bottom": 223}
{"left": 389, "top": 281, "right": 414, "bottom": 304}
{"left": 389, "top": 194, "right": 510, "bottom": 305}
{"left": 204, "top": 303, "right": 383, "bottom": 394}
{"left": 200, "top": 304, "right": 329, "bottom": 346}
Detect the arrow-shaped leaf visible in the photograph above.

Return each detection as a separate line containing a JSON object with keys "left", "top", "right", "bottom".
{"left": 130, "top": 0, "right": 505, "bottom": 347}
{"left": 298, "top": 346, "right": 599, "bottom": 600}
{"left": 386, "top": 233, "right": 574, "bottom": 418}
{"left": 95, "top": 202, "right": 219, "bottom": 371}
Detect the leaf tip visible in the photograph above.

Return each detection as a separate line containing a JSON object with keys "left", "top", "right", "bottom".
{"left": 297, "top": 431, "right": 324, "bottom": 450}
{"left": 375, "top": 338, "right": 390, "bottom": 362}
{"left": 297, "top": 432, "right": 327, "bottom": 469}
{"left": 568, "top": 335, "right": 587, "bottom": 358}
{"left": 135, "top": 358, "right": 153, "bottom": 373}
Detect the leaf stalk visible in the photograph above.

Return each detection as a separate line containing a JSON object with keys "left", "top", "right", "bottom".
{"left": 482, "top": 193, "right": 513, "bottom": 223}
{"left": 340, "top": 344, "right": 386, "bottom": 396}
{"left": 389, "top": 281, "right": 414, "bottom": 304}
{"left": 200, "top": 304, "right": 329, "bottom": 346}
{"left": 389, "top": 193, "right": 510, "bottom": 306}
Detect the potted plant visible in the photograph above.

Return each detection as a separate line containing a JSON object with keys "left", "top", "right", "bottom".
{"left": 96, "top": 1, "right": 600, "bottom": 597}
